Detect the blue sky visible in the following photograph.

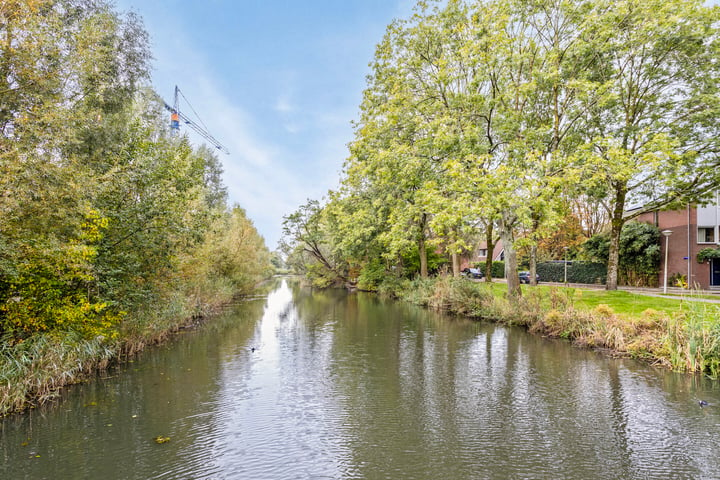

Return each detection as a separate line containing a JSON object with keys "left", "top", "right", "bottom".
{"left": 113, "top": 0, "right": 416, "bottom": 250}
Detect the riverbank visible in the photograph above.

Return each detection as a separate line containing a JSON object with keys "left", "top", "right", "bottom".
{"left": 380, "top": 276, "right": 720, "bottom": 378}
{"left": 0, "top": 282, "right": 275, "bottom": 417}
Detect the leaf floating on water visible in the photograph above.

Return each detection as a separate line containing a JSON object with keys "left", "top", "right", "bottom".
{"left": 85, "top": 401, "right": 97, "bottom": 407}
{"left": 154, "top": 436, "right": 171, "bottom": 444}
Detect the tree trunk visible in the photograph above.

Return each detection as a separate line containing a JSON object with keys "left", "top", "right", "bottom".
{"left": 606, "top": 185, "right": 627, "bottom": 291}
{"left": 419, "top": 213, "right": 428, "bottom": 278}
{"left": 529, "top": 244, "right": 538, "bottom": 286}
{"left": 419, "top": 236, "right": 428, "bottom": 278}
{"left": 452, "top": 251, "right": 460, "bottom": 277}
{"left": 484, "top": 222, "right": 495, "bottom": 282}
{"left": 452, "top": 225, "right": 462, "bottom": 277}
{"left": 499, "top": 215, "right": 521, "bottom": 297}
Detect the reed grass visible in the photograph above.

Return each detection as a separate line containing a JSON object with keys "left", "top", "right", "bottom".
{"left": 386, "top": 275, "right": 720, "bottom": 378}
{"left": 663, "top": 300, "right": 720, "bottom": 376}
{"left": 0, "top": 278, "right": 247, "bottom": 416}
{"left": 0, "top": 332, "right": 115, "bottom": 414}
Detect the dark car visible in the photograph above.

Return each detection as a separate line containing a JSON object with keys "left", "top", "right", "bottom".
{"left": 518, "top": 271, "right": 540, "bottom": 284}
{"left": 462, "top": 267, "right": 484, "bottom": 279}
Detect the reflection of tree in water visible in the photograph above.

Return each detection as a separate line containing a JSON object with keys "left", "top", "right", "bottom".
{"left": 0, "top": 295, "right": 266, "bottom": 479}
{"left": 4, "top": 283, "right": 720, "bottom": 479}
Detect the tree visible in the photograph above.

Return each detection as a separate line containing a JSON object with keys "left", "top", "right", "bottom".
{"left": 351, "top": 13, "right": 469, "bottom": 278}
{"left": 281, "top": 199, "right": 348, "bottom": 286}
{"left": 581, "top": 221, "right": 660, "bottom": 286}
{"left": 575, "top": 0, "right": 720, "bottom": 289}
{"left": 0, "top": 0, "right": 152, "bottom": 337}
{"left": 450, "top": 0, "right": 592, "bottom": 296}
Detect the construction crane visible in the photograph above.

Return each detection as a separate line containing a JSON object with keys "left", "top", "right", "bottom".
{"left": 163, "top": 85, "right": 229, "bottom": 154}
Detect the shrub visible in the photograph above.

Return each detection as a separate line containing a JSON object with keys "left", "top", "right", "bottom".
{"left": 357, "top": 258, "right": 387, "bottom": 291}
{"left": 594, "top": 304, "right": 615, "bottom": 318}
{"left": 536, "top": 262, "right": 607, "bottom": 284}
{"left": 697, "top": 247, "right": 720, "bottom": 263}
{"left": 668, "top": 273, "right": 688, "bottom": 289}
{"left": 581, "top": 221, "right": 660, "bottom": 286}
{"left": 492, "top": 261, "right": 505, "bottom": 278}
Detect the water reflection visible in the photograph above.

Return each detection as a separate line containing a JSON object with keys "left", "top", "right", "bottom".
{"left": 1, "top": 279, "right": 719, "bottom": 479}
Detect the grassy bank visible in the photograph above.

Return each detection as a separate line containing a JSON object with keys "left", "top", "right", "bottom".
{"left": 0, "top": 282, "right": 254, "bottom": 416}
{"left": 382, "top": 276, "right": 720, "bottom": 377}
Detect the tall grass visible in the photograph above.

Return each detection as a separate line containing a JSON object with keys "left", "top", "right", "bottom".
{"left": 390, "top": 275, "right": 720, "bottom": 378}
{"left": 664, "top": 300, "right": 720, "bottom": 377}
{"left": 0, "top": 332, "right": 115, "bottom": 414}
{"left": 0, "top": 275, "right": 252, "bottom": 415}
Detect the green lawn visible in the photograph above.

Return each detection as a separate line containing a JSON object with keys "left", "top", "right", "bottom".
{"left": 565, "top": 288, "right": 684, "bottom": 317}
{"left": 477, "top": 281, "right": 689, "bottom": 318}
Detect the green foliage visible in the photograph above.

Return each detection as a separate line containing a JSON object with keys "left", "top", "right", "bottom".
{"left": 0, "top": 0, "right": 273, "bottom": 413}
{"left": 580, "top": 233, "right": 610, "bottom": 263}
{"left": 281, "top": 199, "right": 349, "bottom": 286}
{"left": 357, "top": 258, "right": 387, "bottom": 291}
{"left": 476, "top": 261, "right": 506, "bottom": 279}
{"left": 572, "top": 0, "right": 720, "bottom": 289}
{"left": 580, "top": 222, "right": 660, "bottom": 286}
{"left": 536, "top": 262, "right": 607, "bottom": 284}
{"left": 697, "top": 247, "right": 720, "bottom": 263}
{"left": 284, "top": 0, "right": 720, "bottom": 295}
{"left": 619, "top": 222, "right": 661, "bottom": 285}
{"left": 491, "top": 261, "right": 505, "bottom": 279}
{"left": 178, "top": 206, "right": 272, "bottom": 307}
{"left": 0, "top": 2, "right": 270, "bottom": 341}
{"left": 400, "top": 245, "right": 447, "bottom": 278}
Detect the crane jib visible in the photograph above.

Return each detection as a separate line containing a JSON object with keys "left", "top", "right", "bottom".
{"left": 162, "top": 88, "right": 229, "bottom": 154}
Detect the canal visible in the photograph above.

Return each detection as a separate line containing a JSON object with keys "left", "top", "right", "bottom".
{"left": 2, "top": 278, "right": 719, "bottom": 479}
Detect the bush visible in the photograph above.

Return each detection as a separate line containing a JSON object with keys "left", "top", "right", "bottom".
{"left": 536, "top": 262, "right": 607, "bottom": 284}
{"left": 357, "top": 258, "right": 387, "bottom": 291}
{"left": 491, "top": 261, "right": 505, "bottom": 278}
{"left": 472, "top": 260, "right": 505, "bottom": 278}
{"left": 581, "top": 221, "right": 660, "bottom": 287}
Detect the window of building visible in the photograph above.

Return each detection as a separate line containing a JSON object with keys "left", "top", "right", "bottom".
{"left": 698, "top": 227, "right": 716, "bottom": 243}
{"left": 478, "top": 249, "right": 488, "bottom": 257}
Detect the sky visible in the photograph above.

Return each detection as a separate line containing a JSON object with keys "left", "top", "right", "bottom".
{"left": 112, "top": 0, "right": 416, "bottom": 250}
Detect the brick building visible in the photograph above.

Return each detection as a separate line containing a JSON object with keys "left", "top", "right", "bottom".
{"left": 634, "top": 192, "right": 720, "bottom": 290}
{"left": 460, "top": 240, "right": 504, "bottom": 271}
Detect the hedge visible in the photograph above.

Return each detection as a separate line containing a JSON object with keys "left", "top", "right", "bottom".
{"left": 472, "top": 260, "right": 606, "bottom": 284}
{"left": 536, "top": 261, "right": 607, "bottom": 284}
{"left": 471, "top": 261, "right": 506, "bottom": 278}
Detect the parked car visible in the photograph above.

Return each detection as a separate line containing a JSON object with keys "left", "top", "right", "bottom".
{"left": 462, "top": 267, "right": 484, "bottom": 279}
{"left": 518, "top": 271, "right": 540, "bottom": 284}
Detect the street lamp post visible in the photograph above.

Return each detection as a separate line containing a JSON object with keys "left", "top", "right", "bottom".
{"left": 662, "top": 230, "right": 673, "bottom": 294}
{"left": 563, "top": 246, "right": 569, "bottom": 284}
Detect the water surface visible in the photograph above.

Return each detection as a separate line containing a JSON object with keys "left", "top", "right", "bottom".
{"left": 2, "top": 279, "right": 719, "bottom": 479}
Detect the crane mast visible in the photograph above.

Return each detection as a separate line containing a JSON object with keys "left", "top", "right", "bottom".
{"left": 164, "top": 85, "right": 229, "bottom": 155}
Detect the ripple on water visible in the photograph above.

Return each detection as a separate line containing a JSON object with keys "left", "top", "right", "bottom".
{"left": 2, "top": 282, "right": 720, "bottom": 480}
